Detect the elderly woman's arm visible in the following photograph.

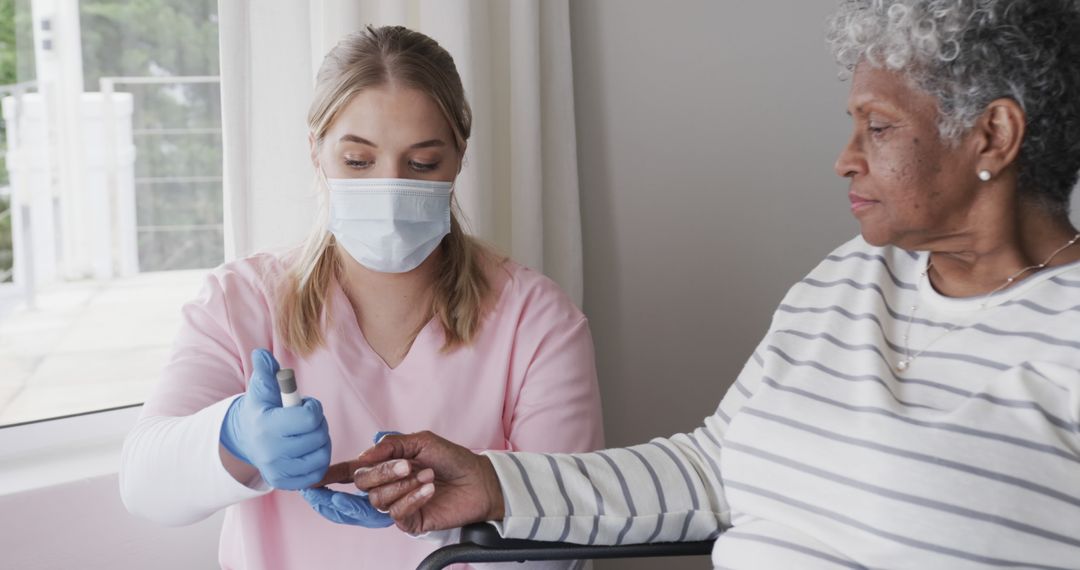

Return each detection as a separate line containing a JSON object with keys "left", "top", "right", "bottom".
{"left": 484, "top": 417, "right": 732, "bottom": 545}
{"left": 357, "top": 335, "right": 774, "bottom": 542}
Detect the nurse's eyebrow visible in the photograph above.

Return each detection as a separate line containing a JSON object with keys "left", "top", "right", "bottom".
{"left": 340, "top": 134, "right": 377, "bottom": 147}
{"left": 337, "top": 135, "right": 446, "bottom": 149}
{"left": 410, "top": 139, "right": 446, "bottom": 149}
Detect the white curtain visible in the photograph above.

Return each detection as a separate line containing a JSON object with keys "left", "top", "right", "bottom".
{"left": 218, "top": 0, "right": 586, "bottom": 305}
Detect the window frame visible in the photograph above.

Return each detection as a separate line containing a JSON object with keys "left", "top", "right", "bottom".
{"left": 0, "top": 404, "right": 143, "bottom": 495}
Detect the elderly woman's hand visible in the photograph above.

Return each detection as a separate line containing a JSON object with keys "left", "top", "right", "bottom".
{"left": 351, "top": 431, "right": 505, "bottom": 535}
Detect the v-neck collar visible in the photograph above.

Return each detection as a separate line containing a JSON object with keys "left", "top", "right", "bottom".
{"left": 327, "top": 276, "right": 439, "bottom": 373}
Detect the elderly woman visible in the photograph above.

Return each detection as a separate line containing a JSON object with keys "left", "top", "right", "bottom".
{"left": 331, "top": 1, "right": 1080, "bottom": 568}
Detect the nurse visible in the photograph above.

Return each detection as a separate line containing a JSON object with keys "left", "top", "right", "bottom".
{"left": 119, "top": 25, "right": 604, "bottom": 570}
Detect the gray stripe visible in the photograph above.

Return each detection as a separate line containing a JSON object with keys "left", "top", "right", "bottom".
{"left": 742, "top": 407, "right": 1080, "bottom": 510}
{"left": 597, "top": 450, "right": 637, "bottom": 545}
{"left": 772, "top": 311, "right": 1071, "bottom": 396}
{"left": 752, "top": 350, "right": 765, "bottom": 366}
{"left": 648, "top": 441, "right": 702, "bottom": 510}
{"left": 726, "top": 440, "right": 1080, "bottom": 548}
{"left": 679, "top": 510, "right": 696, "bottom": 545}
{"left": 765, "top": 344, "right": 1079, "bottom": 434}
{"left": 733, "top": 379, "right": 752, "bottom": 398}
{"left": 1020, "top": 362, "right": 1070, "bottom": 392}
{"left": 776, "top": 328, "right": 1009, "bottom": 371}
{"left": 724, "top": 480, "right": 1074, "bottom": 569}
{"left": 723, "top": 530, "right": 868, "bottom": 569}
{"left": 795, "top": 278, "right": 1080, "bottom": 350}
{"left": 794, "top": 281, "right": 1080, "bottom": 341}
{"left": 701, "top": 421, "right": 725, "bottom": 451}
{"left": 716, "top": 408, "right": 732, "bottom": 424}
{"left": 799, "top": 277, "right": 900, "bottom": 310}
{"left": 1050, "top": 275, "right": 1080, "bottom": 287}
{"left": 765, "top": 344, "right": 946, "bottom": 408}
{"left": 545, "top": 455, "right": 575, "bottom": 542}
{"left": 824, "top": 251, "right": 917, "bottom": 290}
{"left": 1003, "top": 298, "right": 1080, "bottom": 316}
{"left": 626, "top": 447, "right": 668, "bottom": 543}
{"left": 779, "top": 302, "right": 1080, "bottom": 352}
{"left": 649, "top": 441, "right": 703, "bottom": 542}
{"left": 779, "top": 301, "right": 949, "bottom": 336}
{"left": 506, "top": 454, "right": 546, "bottom": 540}
{"left": 688, "top": 431, "right": 725, "bottom": 494}
{"left": 764, "top": 336, "right": 967, "bottom": 399}
{"left": 572, "top": 456, "right": 603, "bottom": 545}
{"left": 788, "top": 285, "right": 952, "bottom": 331}
{"left": 757, "top": 376, "right": 1080, "bottom": 466}
{"left": 969, "top": 391, "right": 1079, "bottom": 433}
{"left": 970, "top": 323, "right": 1080, "bottom": 350}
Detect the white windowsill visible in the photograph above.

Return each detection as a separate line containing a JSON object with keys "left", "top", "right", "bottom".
{"left": 0, "top": 405, "right": 141, "bottom": 496}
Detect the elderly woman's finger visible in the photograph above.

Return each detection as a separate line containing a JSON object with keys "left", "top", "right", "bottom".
{"left": 353, "top": 433, "right": 419, "bottom": 467}
{"left": 353, "top": 458, "right": 418, "bottom": 491}
{"left": 313, "top": 431, "right": 413, "bottom": 486}
{"left": 367, "top": 468, "right": 434, "bottom": 512}
{"left": 388, "top": 482, "right": 435, "bottom": 521}
{"left": 350, "top": 459, "right": 415, "bottom": 491}
{"left": 316, "top": 458, "right": 420, "bottom": 488}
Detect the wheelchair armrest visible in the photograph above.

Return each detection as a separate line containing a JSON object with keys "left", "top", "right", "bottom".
{"left": 416, "top": 523, "right": 715, "bottom": 570}
{"left": 460, "top": 522, "right": 569, "bottom": 549}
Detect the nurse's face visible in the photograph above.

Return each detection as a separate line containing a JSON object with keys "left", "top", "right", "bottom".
{"left": 312, "top": 84, "right": 462, "bottom": 182}
{"left": 833, "top": 65, "right": 980, "bottom": 249}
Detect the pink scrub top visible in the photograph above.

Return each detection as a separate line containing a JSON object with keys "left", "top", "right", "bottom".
{"left": 125, "top": 253, "right": 604, "bottom": 569}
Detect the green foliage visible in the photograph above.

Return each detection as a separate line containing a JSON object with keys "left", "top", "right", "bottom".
{"left": 0, "top": 194, "right": 10, "bottom": 280}
{"left": 0, "top": 0, "right": 16, "bottom": 87}
{"left": 80, "top": 0, "right": 222, "bottom": 271}
{"left": 0, "top": 0, "right": 14, "bottom": 278}
{"left": 0, "top": 0, "right": 221, "bottom": 277}
{"left": 80, "top": 0, "right": 219, "bottom": 84}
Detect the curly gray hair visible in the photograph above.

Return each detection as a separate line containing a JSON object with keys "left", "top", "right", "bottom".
{"left": 827, "top": 0, "right": 1080, "bottom": 214}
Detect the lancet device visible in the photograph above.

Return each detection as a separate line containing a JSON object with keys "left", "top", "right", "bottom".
{"left": 276, "top": 368, "right": 302, "bottom": 407}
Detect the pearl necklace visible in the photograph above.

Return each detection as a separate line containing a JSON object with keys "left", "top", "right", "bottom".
{"left": 896, "top": 232, "right": 1080, "bottom": 372}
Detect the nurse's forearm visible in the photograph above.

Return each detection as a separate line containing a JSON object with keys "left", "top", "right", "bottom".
{"left": 220, "top": 443, "right": 262, "bottom": 486}
{"left": 120, "top": 400, "right": 269, "bottom": 525}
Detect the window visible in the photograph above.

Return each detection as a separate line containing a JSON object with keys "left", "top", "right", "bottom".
{"left": 0, "top": 0, "right": 222, "bottom": 427}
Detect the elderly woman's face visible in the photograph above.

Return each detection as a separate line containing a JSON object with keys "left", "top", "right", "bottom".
{"left": 314, "top": 84, "right": 461, "bottom": 182}
{"left": 835, "top": 65, "right": 980, "bottom": 248}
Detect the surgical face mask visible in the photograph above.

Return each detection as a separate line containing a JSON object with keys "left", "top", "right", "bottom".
{"left": 323, "top": 174, "right": 453, "bottom": 273}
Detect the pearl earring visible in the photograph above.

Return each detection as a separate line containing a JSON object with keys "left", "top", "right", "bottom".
{"left": 978, "top": 169, "right": 992, "bottom": 182}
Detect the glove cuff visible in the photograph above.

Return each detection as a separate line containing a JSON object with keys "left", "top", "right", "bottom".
{"left": 219, "top": 396, "right": 252, "bottom": 465}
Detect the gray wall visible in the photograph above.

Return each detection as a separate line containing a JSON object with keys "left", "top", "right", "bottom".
{"left": 571, "top": 1, "right": 854, "bottom": 567}
{"left": 573, "top": 0, "right": 852, "bottom": 442}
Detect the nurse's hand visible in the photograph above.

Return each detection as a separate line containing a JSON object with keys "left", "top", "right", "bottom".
{"left": 219, "top": 349, "right": 331, "bottom": 489}
{"left": 352, "top": 431, "right": 505, "bottom": 535}
{"left": 299, "top": 487, "right": 394, "bottom": 528}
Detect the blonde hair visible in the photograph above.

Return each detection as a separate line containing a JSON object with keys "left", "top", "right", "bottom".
{"left": 278, "top": 25, "right": 493, "bottom": 355}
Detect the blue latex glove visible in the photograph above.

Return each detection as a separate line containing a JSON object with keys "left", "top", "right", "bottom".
{"left": 299, "top": 487, "right": 394, "bottom": 528}
{"left": 300, "top": 431, "right": 401, "bottom": 527}
{"left": 220, "top": 348, "right": 331, "bottom": 490}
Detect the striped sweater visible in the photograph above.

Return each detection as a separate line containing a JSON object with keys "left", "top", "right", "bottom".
{"left": 486, "top": 236, "right": 1080, "bottom": 569}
